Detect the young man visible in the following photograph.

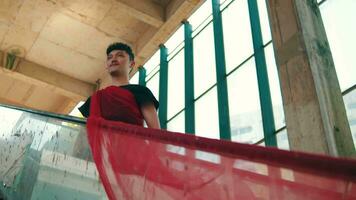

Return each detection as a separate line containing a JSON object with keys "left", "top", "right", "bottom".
{"left": 78, "top": 42, "right": 160, "bottom": 129}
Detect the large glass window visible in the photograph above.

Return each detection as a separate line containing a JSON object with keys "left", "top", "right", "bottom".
{"left": 343, "top": 89, "right": 356, "bottom": 147}
{"left": 319, "top": 0, "right": 356, "bottom": 91}
{"left": 193, "top": 23, "right": 216, "bottom": 98}
{"left": 276, "top": 129, "right": 289, "bottom": 150}
{"left": 257, "top": 0, "right": 272, "bottom": 44}
{"left": 146, "top": 73, "right": 160, "bottom": 101}
{"left": 129, "top": 71, "right": 139, "bottom": 85}
{"left": 144, "top": 50, "right": 160, "bottom": 79}
{"left": 188, "top": 0, "right": 212, "bottom": 32}
{"left": 166, "top": 25, "right": 184, "bottom": 59}
{"left": 319, "top": 0, "right": 356, "bottom": 147}
{"left": 222, "top": 0, "right": 254, "bottom": 74}
{"left": 227, "top": 58, "right": 264, "bottom": 143}
{"left": 167, "top": 111, "right": 185, "bottom": 133}
{"left": 69, "top": 101, "right": 85, "bottom": 118}
{"left": 167, "top": 49, "right": 185, "bottom": 119}
{"left": 220, "top": 0, "right": 233, "bottom": 10}
{"left": 265, "top": 44, "right": 285, "bottom": 130}
{"left": 140, "top": 0, "right": 291, "bottom": 148}
{"left": 195, "top": 87, "right": 219, "bottom": 139}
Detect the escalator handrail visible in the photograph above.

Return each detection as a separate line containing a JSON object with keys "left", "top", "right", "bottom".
{"left": 0, "top": 103, "right": 86, "bottom": 124}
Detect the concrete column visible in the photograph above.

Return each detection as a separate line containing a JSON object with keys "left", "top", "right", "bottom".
{"left": 266, "top": 0, "right": 355, "bottom": 156}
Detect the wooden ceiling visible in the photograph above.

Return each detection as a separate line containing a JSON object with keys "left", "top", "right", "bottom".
{"left": 0, "top": 0, "right": 204, "bottom": 114}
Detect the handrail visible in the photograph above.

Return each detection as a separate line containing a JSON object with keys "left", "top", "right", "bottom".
{"left": 0, "top": 103, "right": 86, "bottom": 124}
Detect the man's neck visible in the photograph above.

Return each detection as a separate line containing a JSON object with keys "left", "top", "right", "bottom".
{"left": 111, "top": 76, "right": 130, "bottom": 87}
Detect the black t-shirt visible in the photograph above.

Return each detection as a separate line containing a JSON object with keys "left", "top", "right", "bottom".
{"left": 78, "top": 84, "right": 159, "bottom": 118}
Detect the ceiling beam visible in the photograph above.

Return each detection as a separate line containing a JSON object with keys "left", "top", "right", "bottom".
{"left": 134, "top": 0, "right": 204, "bottom": 66}
{"left": 0, "top": 95, "right": 54, "bottom": 114}
{"left": 0, "top": 84, "right": 77, "bottom": 114}
{"left": 113, "top": 0, "right": 165, "bottom": 28}
{"left": 0, "top": 96, "right": 31, "bottom": 109}
{"left": 0, "top": 50, "right": 95, "bottom": 102}
{"left": 55, "top": 98, "right": 78, "bottom": 115}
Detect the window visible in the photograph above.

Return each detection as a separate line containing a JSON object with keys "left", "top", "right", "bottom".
{"left": 167, "top": 111, "right": 185, "bottom": 133}
{"left": 348, "top": 103, "right": 356, "bottom": 110}
{"left": 265, "top": 44, "right": 285, "bottom": 129}
{"left": 188, "top": 0, "right": 212, "bottom": 33}
{"left": 165, "top": 25, "right": 184, "bottom": 59}
{"left": 231, "top": 126, "right": 253, "bottom": 137}
{"left": 227, "top": 58, "right": 263, "bottom": 143}
{"left": 343, "top": 88, "right": 356, "bottom": 146}
{"left": 130, "top": 71, "right": 139, "bottom": 85}
{"left": 146, "top": 73, "right": 160, "bottom": 101}
{"left": 144, "top": 50, "right": 160, "bottom": 78}
{"left": 257, "top": 0, "right": 272, "bottom": 44}
{"left": 222, "top": 0, "right": 254, "bottom": 73}
{"left": 277, "top": 129, "right": 290, "bottom": 150}
{"left": 195, "top": 87, "right": 219, "bottom": 139}
{"left": 193, "top": 23, "right": 216, "bottom": 98}
{"left": 319, "top": 0, "right": 356, "bottom": 91}
{"left": 167, "top": 49, "right": 185, "bottom": 119}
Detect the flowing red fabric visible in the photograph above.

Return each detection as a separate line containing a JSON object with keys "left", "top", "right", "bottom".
{"left": 94, "top": 86, "right": 144, "bottom": 126}
{"left": 87, "top": 87, "right": 356, "bottom": 200}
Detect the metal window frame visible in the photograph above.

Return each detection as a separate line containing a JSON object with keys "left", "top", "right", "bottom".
{"left": 158, "top": 45, "right": 169, "bottom": 129}
{"left": 138, "top": 66, "right": 146, "bottom": 86}
{"left": 211, "top": 0, "right": 231, "bottom": 140}
{"left": 184, "top": 21, "right": 196, "bottom": 134}
{"left": 247, "top": 0, "right": 277, "bottom": 146}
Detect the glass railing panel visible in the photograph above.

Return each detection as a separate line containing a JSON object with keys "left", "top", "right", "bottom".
{"left": 0, "top": 104, "right": 108, "bottom": 200}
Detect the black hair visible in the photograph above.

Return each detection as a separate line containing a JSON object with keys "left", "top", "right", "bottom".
{"left": 106, "top": 42, "right": 135, "bottom": 61}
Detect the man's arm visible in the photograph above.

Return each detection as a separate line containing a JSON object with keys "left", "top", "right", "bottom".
{"left": 141, "top": 102, "right": 161, "bottom": 129}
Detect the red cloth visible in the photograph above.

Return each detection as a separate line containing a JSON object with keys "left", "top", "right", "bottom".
{"left": 95, "top": 86, "right": 144, "bottom": 125}
{"left": 87, "top": 86, "right": 356, "bottom": 200}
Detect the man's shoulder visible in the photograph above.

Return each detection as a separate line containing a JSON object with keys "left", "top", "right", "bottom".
{"left": 122, "top": 84, "right": 150, "bottom": 91}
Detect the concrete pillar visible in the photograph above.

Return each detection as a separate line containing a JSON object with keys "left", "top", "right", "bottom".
{"left": 266, "top": 0, "right": 355, "bottom": 156}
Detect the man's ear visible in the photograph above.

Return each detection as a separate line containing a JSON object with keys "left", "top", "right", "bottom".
{"left": 129, "top": 61, "right": 135, "bottom": 74}
{"left": 130, "top": 60, "right": 136, "bottom": 68}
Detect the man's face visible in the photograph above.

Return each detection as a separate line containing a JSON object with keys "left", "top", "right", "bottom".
{"left": 106, "top": 50, "right": 134, "bottom": 77}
